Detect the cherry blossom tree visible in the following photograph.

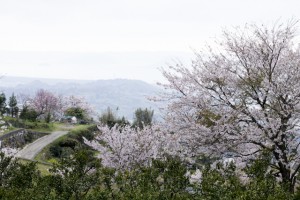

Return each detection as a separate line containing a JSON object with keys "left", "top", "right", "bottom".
{"left": 30, "top": 89, "right": 59, "bottom": 120}
{"left": 159, "top": 21, "right": 300, "bottom": 191}
{"left": 84, "top": 124, "right": 185, "bottom": 171}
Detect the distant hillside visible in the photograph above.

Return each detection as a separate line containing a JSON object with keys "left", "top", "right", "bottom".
{"left": 0, "top": 76, "right": 164, "bottom": 120}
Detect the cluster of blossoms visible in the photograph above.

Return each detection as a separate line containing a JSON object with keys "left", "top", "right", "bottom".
{"left": 84, "top": 124, "right": 190, "bottom": 170}
{"left": 84, "top": 124, "right": 204, "bottom": 184}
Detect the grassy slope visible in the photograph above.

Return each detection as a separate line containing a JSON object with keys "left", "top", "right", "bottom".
{"left": 18, "top": 158, "right": 52, "bottom": 175}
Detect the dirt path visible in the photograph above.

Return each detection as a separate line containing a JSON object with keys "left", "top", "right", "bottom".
{"left": 15, "top": 130, "right": 69, "bottom": 160}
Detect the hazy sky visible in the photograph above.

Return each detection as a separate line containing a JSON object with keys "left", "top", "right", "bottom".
{"left": 1, "top": 0, "right": 300, "bottom": 83}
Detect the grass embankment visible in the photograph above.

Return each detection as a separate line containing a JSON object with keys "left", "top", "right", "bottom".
{"left": 35, "top": 124, "right": 97, "bottom": 164}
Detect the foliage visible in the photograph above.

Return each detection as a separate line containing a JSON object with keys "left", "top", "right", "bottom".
{"left": 0, "top": 151, "right": 102, "bottom": 200}
{"left": 99, "top": 107, "right": 118, "bottom": 128}
{"left": 50, "top": 149, "right": 102, "bottom": 200}
{"left": 0, "top": 149, "right": 299, "bottom": 199}
{"left": 241, "top": 152, "right": 294, "bottom": 200}
{"left": 99, "top": 107, "right": 129, "bottom": 128}
{"left": 200, "top": 164, "right": 244, "bottom": 200}
{"left": 5, "top": 117, "right": 51, "bottom": 130}
{"left": 19, "top": 106, "right": 38, "bottom": 121}
{"left": 0, "top": 152, "right": 18, "bottom": 187}
{"left": 0, "top": 93, "right": 6, "bottom": 115}
{"left": 132, "top": 107, "right": 154, "bottom": 129}
{"left": 0, "top": 152, "right": 45, "bottom": 200}
{"left": 110, "top": 156, "right": 193, "bottom": 200}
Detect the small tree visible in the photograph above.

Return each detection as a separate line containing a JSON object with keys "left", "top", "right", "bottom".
{"left": 31, "top": 89, "right": 59, "bottom": 122}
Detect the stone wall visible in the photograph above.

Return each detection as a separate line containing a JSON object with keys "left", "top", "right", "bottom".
{"left": 0, "top": 129, "right": 49, "bottom": 148}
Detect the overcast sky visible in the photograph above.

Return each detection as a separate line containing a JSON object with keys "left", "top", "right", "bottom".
{"left": 1, "top": 0, "right": 300, "bottom": 83}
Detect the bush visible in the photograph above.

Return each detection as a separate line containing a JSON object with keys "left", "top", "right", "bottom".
{"left": 19, "top": 107, "right": 38, "bottom": 122}
{"left": 23, "top": 121, "right": 51, "bottom": 130}
{"left": 58, "top": 138, "right": 79, "bottom": 149}
{"left": 49, "top": 144, "right": 63, "bottom": 158}
{"left": 46, "top": 125, "right": 97, "bottom": 160}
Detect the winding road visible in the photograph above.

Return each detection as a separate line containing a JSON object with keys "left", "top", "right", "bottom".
{"left": 15, "top": 130, "right": 69, "bottom": 160}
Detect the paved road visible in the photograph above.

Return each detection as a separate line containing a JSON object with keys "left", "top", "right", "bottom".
{"left": 15, "top": 130, "right": 69, "bottom": 160}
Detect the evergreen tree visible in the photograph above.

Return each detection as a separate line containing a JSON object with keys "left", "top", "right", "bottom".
{"left": 8, "top": 93, "right": 18, "bottom": 117}
{"left": 0, "top": 93, "right": 6, "bottom": 116}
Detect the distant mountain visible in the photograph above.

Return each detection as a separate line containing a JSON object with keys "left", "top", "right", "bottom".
{"left": 0, "top": 76, "right": 164, "bottom": 120}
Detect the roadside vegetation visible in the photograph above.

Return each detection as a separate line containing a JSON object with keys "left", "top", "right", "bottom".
{"left": 1, "top": 149, "right": 300, "bottom": 200}
{"left": 35, "top": 124, "right": 98, "bottom": 163}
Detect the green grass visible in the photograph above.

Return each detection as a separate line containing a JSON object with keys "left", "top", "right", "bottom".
{"left": 25, "top": 122, "right": 78, "bottom": 133}
{"left": 69, "top": 124, "right": 93, "bottom": 133}
{"left": 26, "top": 122, "right": 65, "bottom": 133}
